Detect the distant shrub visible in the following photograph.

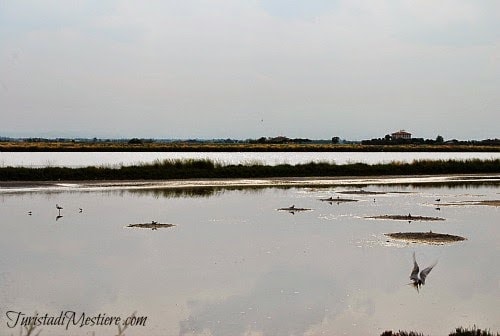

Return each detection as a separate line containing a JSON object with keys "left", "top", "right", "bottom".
{"left": 128, "top": 138, "right": 143, "bottom": 144}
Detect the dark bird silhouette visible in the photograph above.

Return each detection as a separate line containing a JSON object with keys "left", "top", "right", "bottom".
{"left": 79, "top": 208, "right": 83, "bottom": 213}
{"left": 56, "top": 215, "right": 63, "bottom": 221}
{"left": 56, "top": 204, "right": 63, "bottom": 215}
{"left": 28, "top": 211, "right": 32, "bottom": 216}
{"left": 435, "top": 198, "right": 441, "bottom": 202}
{"left": 409, "top": 252, "right": 437, "bottom": 292}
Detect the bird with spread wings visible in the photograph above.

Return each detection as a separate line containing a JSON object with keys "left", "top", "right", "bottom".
{"left": 410, "top": 252, "right": 437, "bottom": 292}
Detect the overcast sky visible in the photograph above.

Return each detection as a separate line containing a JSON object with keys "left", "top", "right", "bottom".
{"left": 1, "top": 0, "right": 499, "bottom": 140}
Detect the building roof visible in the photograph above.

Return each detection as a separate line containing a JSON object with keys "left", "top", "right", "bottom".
{"left": 392, "top": 130, "right": 411, "bottom": 135}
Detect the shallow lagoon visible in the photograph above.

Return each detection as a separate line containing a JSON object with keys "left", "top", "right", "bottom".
{"left": 1, "top": 151, "right": 499, "bottom": 167}
{"left": 0, "top": 176, "right": 499, "bottom": 335}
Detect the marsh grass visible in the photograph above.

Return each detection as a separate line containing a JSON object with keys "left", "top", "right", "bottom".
{"left": 0, "top": 158, "right": 498, "bottom": 181}
{"left": 449, "top": 326, "right": 499, "bottom": 336}
{"left": 381, "top": 331, "right": 426, "bottom": 336}
{"left": 381, "top": 326, "right": 499, "bottom": 336}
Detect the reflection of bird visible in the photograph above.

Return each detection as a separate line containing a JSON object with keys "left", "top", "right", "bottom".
{"left": 56, "top": 215, "right": 63, "bottom": 221}
{"left": 409, "top": 252, "right": 437, "bottom": 292}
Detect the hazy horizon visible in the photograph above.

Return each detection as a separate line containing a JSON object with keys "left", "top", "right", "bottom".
{"left": 0, "top": 132, "right": 497, "bottom": 142}
{"left": 1, "top": 1, "right": 499, "bottom": 140}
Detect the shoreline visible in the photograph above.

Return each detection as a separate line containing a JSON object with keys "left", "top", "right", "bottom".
{"left": 1, "top": 142, "right": 500, "bottom": 152}
{"left": 1, "top": 174, "right": 498, "bottom": 192}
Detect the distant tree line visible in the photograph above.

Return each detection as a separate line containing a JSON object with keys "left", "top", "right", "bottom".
{"left": 1, "top": 135, "right": 498, "bottom": 147}
{"left": 362, "top": 135, "right": 500, "bottom": 146}
{"left": 248, "top": 136, "right": 312, "bottom": 144}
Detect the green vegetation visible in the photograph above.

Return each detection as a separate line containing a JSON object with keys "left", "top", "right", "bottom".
{"left": 381, "top": 331, "right": 426, "bottom": 336}
{"left": 449, "top": 326, "right": 499, "bottom": 336}
{"left": 0, "top": 158, "right": 499, "bottom": 181}
{"left": 381, "top": 326, "right": 499, "bottom": 336}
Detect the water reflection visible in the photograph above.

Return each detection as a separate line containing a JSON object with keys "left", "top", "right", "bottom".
{"left": 127, "top": 186, "right": 267, "bottom": 199}
{"left": 0, "top": 178, "right": 499, "bottom": 335}
{"left": 125, "top": 179, "right": 499, "bottom": 200}
{"left": 179, "top": 267, "right": 342, "bottom": 336}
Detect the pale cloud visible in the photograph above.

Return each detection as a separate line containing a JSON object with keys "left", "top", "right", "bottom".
{"left": 0, "top": 0, "right": 498, "bottom": 139}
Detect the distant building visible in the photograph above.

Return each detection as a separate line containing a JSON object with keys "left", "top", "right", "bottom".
{"left": 391, "top": 130, "right": 411, "bottom": 140}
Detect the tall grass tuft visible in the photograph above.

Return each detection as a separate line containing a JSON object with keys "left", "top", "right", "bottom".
{"left": 449, "top": 326, "right": 499, "bottom": 336}
{"left": 380, "top": 326, "right": 499, "bottom": 336}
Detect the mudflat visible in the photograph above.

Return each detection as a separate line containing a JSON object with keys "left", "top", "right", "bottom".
{"left": 385, "top": 232, "right": 466, "bottom": 244}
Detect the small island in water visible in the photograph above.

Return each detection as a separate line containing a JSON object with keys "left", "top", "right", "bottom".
{"left": 385, "top": 231, "right": 466, "bottom": 244}
{"left": 366, "top": 214, "right": 445, "bottom": 221}
{"left": 127, "top": 223, "right": 175, "bottom": 230}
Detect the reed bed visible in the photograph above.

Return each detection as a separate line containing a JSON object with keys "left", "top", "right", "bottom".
{"left": 0, "top": 158, "right": 498, "bottom": 181}
{"left": 381, "top": 326, "right": 499, "bottom": 336}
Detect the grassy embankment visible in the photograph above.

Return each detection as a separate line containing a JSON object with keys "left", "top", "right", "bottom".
{"left": 1, "top": 141, "right": 500, "bottom": 152}
{"left": 0, "top": 158, "right": 499, "bottom": 181}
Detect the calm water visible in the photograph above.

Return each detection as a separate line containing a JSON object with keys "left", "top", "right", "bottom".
{"left": 1, "top": 151, "right": 499, "bottom": 167}
{"left": 0, "top": 177, "right": 499, "bottom": 335}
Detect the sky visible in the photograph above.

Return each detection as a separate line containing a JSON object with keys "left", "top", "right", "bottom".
{"left": 1, "top": 0, "right": 499, "bottom": 140}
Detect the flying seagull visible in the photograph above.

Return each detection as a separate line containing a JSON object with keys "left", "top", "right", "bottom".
{"left": 409, "top": 252, "right": 437, "bottom": 292}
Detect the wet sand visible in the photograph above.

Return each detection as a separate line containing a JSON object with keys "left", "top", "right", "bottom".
{"left": 439, "top": 200, "right": 500, "bottom": 207}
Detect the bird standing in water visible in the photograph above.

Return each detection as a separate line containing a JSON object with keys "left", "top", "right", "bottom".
{"left": 410, "top": 252, "right": 437, "bottom": 292}
{"left": 56, "top": 204, "right": 63, "bottom": 215}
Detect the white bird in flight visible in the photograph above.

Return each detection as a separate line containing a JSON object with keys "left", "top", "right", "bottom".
{"left": 409, "top": 252, "right": 437, "bottom": 292}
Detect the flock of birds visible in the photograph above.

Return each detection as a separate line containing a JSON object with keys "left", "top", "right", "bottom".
{"left": 27, "top": 204, "right": 83, "bottom": 221}
{"left": 28, "top": 197, "right": 440, "bottom": 291}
